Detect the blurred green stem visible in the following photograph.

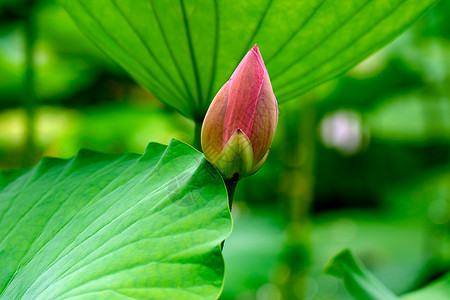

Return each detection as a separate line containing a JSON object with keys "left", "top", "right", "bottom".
{"left": 193, "top": 119, "right": 202, "bottom": 151}
{"left": 221, "top": 178, "right": 237, "bottom": 250}
{"left": 278, "top": 102, "right": 316, "bottom": 299}
{"left": 22, "top": 1, "right": 38, "bottom": 167}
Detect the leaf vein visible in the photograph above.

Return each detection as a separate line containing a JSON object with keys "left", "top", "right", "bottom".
{"left": 265, "top": 0, "right": 328, "bottom": 64}
{"left": 111, "top": 0, "right": 188, "bottom": 104}
{"left": 241, "top": 0, "right": 274, "bottom": 59}
{"left": 271, "top": 0, "right": 371, "bottom": 80}
{"left": 205, "top": 0, "right": 220, "bottom": 112}
{"left": 277, "top": 0, "right": 408, "bottom": 96}
{"left": 149, "top": 0, "right": 196, "bottom": 114}
{"left": 180, "top": 0, "right": 204, "bottom": 115}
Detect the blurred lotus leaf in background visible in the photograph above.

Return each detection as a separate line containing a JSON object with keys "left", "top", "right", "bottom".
{"left": 58, "top": 0, "right": 438, "bottom": 119}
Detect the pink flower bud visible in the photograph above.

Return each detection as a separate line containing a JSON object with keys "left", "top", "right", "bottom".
{"left": 201, "top": 45, "right": 278, "bottom": 180}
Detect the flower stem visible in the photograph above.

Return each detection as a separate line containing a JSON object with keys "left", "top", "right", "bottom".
{"left": 221, "top": 177, "right": 238, "bottom": 250}
{"left": 225, "top": 179, "right": 238, "bottom": 211}
{"left": 277, "top": 103, "right": 316, "bottom": 299}
{"left": 224, "top": 178, "right": 238, "bottom": 211}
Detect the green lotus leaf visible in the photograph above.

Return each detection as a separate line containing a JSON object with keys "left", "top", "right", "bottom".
{"left": 58, "top": 0, "right": 438, "bottom": 119}
{"left": 325, "top": 249, "right": 450, "bottom": 300}
{"left": 0, "top": 139, "right": 231, "bottom": 299}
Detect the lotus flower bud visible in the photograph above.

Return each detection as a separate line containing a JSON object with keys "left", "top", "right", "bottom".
{"left": 201, "top": 45, "right": 278, "bottom": 180}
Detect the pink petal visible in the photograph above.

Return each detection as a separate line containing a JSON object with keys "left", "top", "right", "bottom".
{"left": 223, "top": 45, "right": 266, "bottom": 146}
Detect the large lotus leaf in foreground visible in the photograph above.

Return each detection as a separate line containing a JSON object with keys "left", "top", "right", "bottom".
{"left": 0, "top": 140, "right": 231, "bottom": 299}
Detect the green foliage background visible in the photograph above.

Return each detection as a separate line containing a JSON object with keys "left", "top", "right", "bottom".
{"left": 0, "top": 0, "right": 449, "bottom": 299}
